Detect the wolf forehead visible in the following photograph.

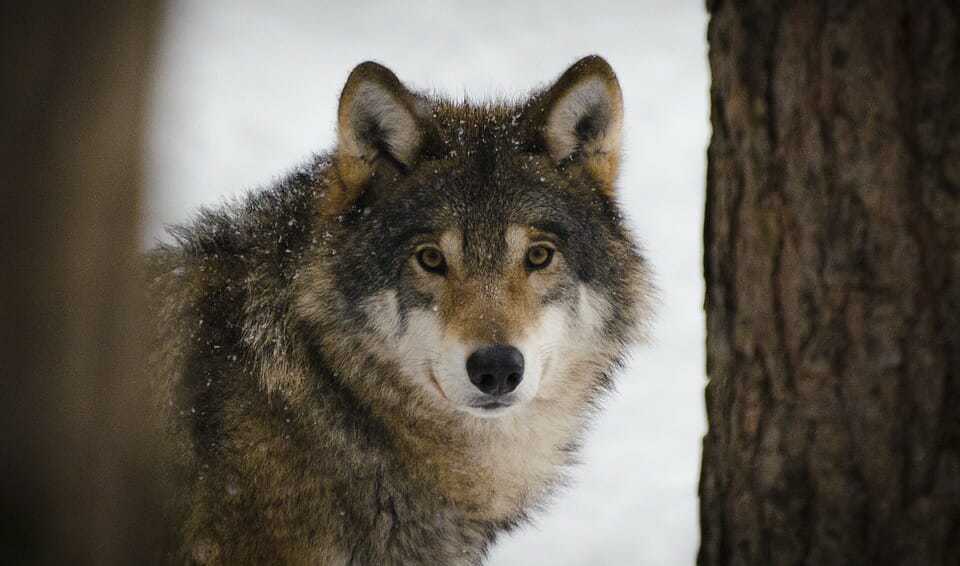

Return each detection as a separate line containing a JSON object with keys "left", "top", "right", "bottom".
{"left": 359, "top": 143, "right": 608, "bottom": 248}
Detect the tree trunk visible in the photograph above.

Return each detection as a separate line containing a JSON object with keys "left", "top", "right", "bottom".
{"left": 1, "top": 3, "right": 168, "bottom": 563}
{"left": 700, "top": 1, "right": 960, "bottom": 565}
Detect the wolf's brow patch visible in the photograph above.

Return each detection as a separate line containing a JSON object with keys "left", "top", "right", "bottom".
{"left": 529, "top": 221, "right": 569, "bottom": 242}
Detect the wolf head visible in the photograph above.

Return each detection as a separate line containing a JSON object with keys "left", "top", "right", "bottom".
{"left": 297, "top": 56, "right": 651, "bottom": 421}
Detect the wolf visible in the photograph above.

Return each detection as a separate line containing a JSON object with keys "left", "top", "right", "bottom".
{"left": 148, "top": 55, "right": 653, "bottom": 564}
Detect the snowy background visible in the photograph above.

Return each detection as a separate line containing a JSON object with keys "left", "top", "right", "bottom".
{"left": 146, "top": 1, "right": 709, "bottom": 564}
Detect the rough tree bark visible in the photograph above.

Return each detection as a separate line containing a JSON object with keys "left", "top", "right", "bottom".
{"left": 1, "top": 3, "right": 167, "bottom": 563}
{"left": 700, "top": 1, "right": 960, "bottom": 565}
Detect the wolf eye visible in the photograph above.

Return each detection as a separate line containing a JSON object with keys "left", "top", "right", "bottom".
{"left": 416, "top": 246, "right": 447, "bottom": 275}
{"left": 525, "top": 244, "right": 555, "bottom": 271}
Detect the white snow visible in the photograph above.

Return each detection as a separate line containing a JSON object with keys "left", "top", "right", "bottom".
{"left": 146, "top": 1, "right": 709, "bottom": 563}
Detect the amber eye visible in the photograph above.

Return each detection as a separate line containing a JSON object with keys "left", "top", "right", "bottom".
{"left": 525, "top": 244, "right": 555, "bottom": 271}
{"left": 416, "top": 246, "right": 447, "bottom": 275}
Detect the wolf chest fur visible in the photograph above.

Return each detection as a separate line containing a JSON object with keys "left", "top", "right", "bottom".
{"left": 149, "top": 55, "right": 653, "bottom": 564}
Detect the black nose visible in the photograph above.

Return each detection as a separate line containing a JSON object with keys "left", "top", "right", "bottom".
{"left": 466, "top": 345, "right": 524, "bottom": 396}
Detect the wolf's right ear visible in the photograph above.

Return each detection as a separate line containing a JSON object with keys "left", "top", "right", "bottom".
{"left": 330, "top": 62, "right": 425, "bottom": 211}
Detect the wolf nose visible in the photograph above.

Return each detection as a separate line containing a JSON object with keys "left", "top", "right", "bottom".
{"left": 466, "top": 345, "right": 524, "bottom": 396}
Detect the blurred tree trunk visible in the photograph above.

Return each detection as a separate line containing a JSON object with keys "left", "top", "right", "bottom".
{"left": 0, "top": 3, "right": 168, "bottom": 564}
{"left": 700, "top": 1, "right": 960, "bottom": 565}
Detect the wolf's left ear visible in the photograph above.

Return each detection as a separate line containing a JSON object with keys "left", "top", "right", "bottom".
{"left": 331, "top": 62, "right": 426, "bottom": 208}
{"left": 527, "top": 56, "right": 624, "bottom": 190}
